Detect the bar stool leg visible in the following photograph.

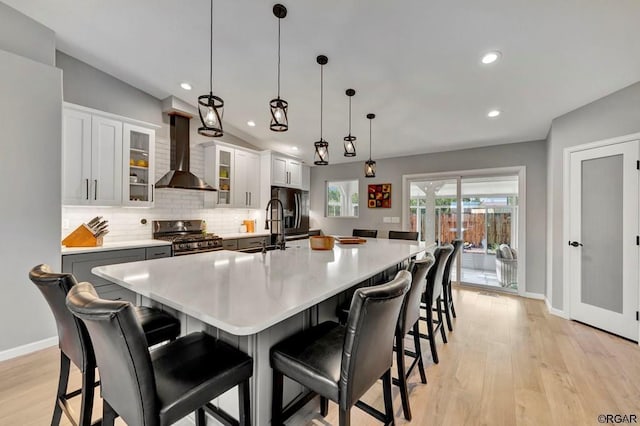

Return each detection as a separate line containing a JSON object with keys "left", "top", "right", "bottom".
{"left": 320, "top": 396, "right": 329, "bottom": 417}
{"left": 425, "top": 304, "right": 439, "bottom": 364}
{"left": 271, "top": 370, "right": 284, "bottom": 426}
{"left": 436, "top": 297, "right": 448, "bottom": 344}
{"left": 195, "top": 407, "right": 205, "bottom": 426}
{"left": 412, "top": 322, "right": 427, "bottom": 384}
{"left": 395, "top": 332, "right": 411, "bottom": 420}
{"left": 238, "top": 378, "right": 251, "bottom": 426}
{"left": 102, "top": 401, "right": 116, "bottom": 426}
{"left": 382, "top": 369, "right": 395, "bottom": 426}
{"left": 52, "top": 352, "right": 70, "bottom": 426}
{"left": 338, "top": 407, "right": 351, "bottom": 426}
{"left": 442, "top": 286, "right": 454, "bottom": 331}
{"left": 78, "top": 366, "right": 95, "bottom": 426}
{"left": 449, "top": 282, "right": 457, "bottom": 318}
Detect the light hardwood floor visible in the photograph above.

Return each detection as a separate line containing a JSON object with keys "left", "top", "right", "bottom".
{"left": 1, "top": 286, "right": 639, "bottom": 425}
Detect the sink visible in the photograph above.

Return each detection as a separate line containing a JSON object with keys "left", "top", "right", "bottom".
{"left": 240, "top": 244, "right": 301, "bottom": 254}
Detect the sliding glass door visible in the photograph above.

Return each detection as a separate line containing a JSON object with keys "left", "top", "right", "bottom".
{"left": 406, "top": 172, "right": 520, "bottom": 292}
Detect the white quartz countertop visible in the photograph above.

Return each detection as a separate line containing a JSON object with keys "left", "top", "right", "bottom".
{"left": 218, "top": 231, "right": 271, "bottom": 240}
{"left": 62, "top": 239, "right": 171, "bottom": 255}
{"left": 92, "top": 239, "right": 432, "bottom": 336}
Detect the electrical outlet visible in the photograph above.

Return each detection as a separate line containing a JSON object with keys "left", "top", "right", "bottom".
{"left": 62, "top": 219, "right": 70, "bottom": 229}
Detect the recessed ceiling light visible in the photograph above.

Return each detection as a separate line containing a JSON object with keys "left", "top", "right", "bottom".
{"left": 180, "top": 82, "right": 192, "bottom": 91}
{"left": 247, "top": 120, "right": 256, "bottom": 127}
{"left": 487, "top": 109, "right": 501, "bottom": 118}
{"left": 481, "top": 51, "right": 501, "bottom": 65}
{"left": 291, "top": 146, "right": 298, "bottom": 151}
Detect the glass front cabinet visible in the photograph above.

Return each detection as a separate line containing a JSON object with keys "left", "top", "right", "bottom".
{"left": 123, "top": 124, "right": 155, "bottom": 206}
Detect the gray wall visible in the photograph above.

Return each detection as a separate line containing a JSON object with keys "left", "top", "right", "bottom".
{"left": 310, "top": 140, "right": 547, "bottom": 295}
{"left": 56, "top": 51, "right": 164, "bottom": 126}
{"left": 0, "top": 2, "right": 55, "bottom": 66}
{"left": 0, "top": 6, "right": 61, "bottom": 353}
{"left": 546, "top": 80, "right": 640, "bottom": 310}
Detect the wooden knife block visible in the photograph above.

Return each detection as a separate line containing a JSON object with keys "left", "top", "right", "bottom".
{"left": 62, "top": 224, "right": 103, "bottom": 247}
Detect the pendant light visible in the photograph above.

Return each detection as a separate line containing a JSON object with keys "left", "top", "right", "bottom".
{"left": 343, "top": 89, "right": 356, "bottom": 157}
{"left": 314, "top": 55, "right": 329, "bottom": 165}
{"left": 198, "top": 0, "right": 224, "bottom": 137}
{"left": 365, "top": 113, "right": 376, "bottom": 178}
{"left": 269, "top": 4, "right": 288, "bottom": 132}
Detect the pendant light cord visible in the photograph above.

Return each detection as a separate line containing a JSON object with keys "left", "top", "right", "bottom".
{"left": 277, "top": 16, "right": 281, "bottom": 98}
{"left": 348, "top": 96, "right": 352, "bottom": 135}
{"left": 209, "top": 0, "right": 213, "bottom": 94}
{"left": 320, "top": 65, "right": 323, "bottom": 140}
{"left": 369, "top": 119, "right": 372, "bottom": 161}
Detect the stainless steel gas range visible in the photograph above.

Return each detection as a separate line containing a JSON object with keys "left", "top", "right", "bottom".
{"left": 152, "top": 220, "right": 223, "bottom": 256}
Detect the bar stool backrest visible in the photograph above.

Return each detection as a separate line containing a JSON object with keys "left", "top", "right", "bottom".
{"left": 352, "top": 229, "right": 378, "bottom": 238}
{"left": 66, "top": 282, "right": 159, "bottom": 426}
{"left": 388, "top": 231, "right": 419, "bottom": 241}
{"left": 425, "top": 245, "right": 454, "bottom": 306}
{"left": 443, "top": 240, "right": 463, "bottom": 286}
{"left": 28, "top": 264, "right": 94, "bottom": 372}
{"left": 340, "top": 270, "right": 411, "bottom": 408}
{"left": 399, "top": 254, "right": 435, "bottom": 335}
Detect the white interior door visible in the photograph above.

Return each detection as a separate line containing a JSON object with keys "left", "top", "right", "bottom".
{"left": 568, "top": 140, "right": 639, "bottom": 341}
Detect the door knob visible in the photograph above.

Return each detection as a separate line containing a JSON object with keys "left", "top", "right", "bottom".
{"left": 568, "top": 241, "right": 583, "bottom": 247}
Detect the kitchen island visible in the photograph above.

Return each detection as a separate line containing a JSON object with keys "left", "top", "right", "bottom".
{"left": 92, "top": 238, "right": 431, "bottom": 425}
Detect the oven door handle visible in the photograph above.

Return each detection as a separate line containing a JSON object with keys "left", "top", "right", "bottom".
{"left": 173, "top": 247, "right": 223, "bottom": 256}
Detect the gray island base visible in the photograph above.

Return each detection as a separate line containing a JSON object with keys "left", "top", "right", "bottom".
{"left": 92, "top": 238, "right": 432, "bottom": 425}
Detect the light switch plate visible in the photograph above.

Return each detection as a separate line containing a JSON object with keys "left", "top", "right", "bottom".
{"left": 391, "top": 217, "right": 400, "bottom": 224}
{"left": 383, "top": 217, "right": 392, "bottom": 223}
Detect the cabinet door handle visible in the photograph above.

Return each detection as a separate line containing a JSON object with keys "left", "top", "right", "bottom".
{"left": 85, "top": 179, "right": 89, "bottom": 200}
{"left": 94, "top": 179, "right": 98, "bottom": 200}
{"left": 151, "top": 184, "right": 154, "bottom": 202}
{"left": 249, "top": 192, "right": 252, "bottom": 205}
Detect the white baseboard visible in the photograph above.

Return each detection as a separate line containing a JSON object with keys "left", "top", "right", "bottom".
{"left": 0, "top": 336, "right": 57, "bottom": 362}
{"left": 545, "top": 298, "right": 569, "bottom": 319}
{"left": 523, "top": 292, "right": 545, "bottom": 300}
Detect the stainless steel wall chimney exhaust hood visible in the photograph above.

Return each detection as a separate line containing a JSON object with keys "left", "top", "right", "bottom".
{"left": 155, "top": 112, "right": 217, "bottom": 191}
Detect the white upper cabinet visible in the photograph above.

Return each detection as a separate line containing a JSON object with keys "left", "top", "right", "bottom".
{"left": 204, "top": 142, "right": 261, "bottom": 209}
{"left": 123, "top": 124, "right": 155, "bottom": 206}
{"left": 271, "top": 154, "right": 302, "bottom": 188}
{"left": 62, "top": 104, "right": 157, "bottom": 206}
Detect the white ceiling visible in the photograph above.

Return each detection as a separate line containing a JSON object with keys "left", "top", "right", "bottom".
{"left": 6, "top": 0, "right": 640, "bottom": 165}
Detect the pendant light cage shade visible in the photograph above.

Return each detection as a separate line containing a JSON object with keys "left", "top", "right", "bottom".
{"left": 269, "top": 97, "right": 288, "bottom": 132}
{"left": 343, "top": 88, "right": 356, "bottom": 157}
{"left": 270, "top": 4, "right": 289, "bottom": 132}
{"left": 199, "top": 0, "right": 224, "bottom": 137}
{"left": 344, "top": 135, "right": 356, "bottom": 157}
{"left": 314, "top": 140, "right": 329, "bottom": 165}
{"left": 198, "top": 93, "right": 224, "bottom": 137}
{"left": 364, "top": 112, "right": 376, "bottom": 178}
{"left": 365, "top": 159, "right": 376, "bottom": 178}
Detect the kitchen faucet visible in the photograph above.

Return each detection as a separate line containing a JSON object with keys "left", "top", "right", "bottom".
{"left": 265, "top": 198, "right": 286, "bottom": 250}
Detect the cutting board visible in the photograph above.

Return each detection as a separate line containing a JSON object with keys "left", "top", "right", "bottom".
{"left": 334, "top": 236, "right": 367, "bottom": 244}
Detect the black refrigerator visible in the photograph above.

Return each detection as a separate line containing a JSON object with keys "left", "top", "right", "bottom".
{"left": 270, "top": 186, "right": 310, "bottom": 242}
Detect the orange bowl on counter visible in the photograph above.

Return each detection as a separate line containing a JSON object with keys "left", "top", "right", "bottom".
{"left": 309, "top": 235, "right": 335, "bottom": 250}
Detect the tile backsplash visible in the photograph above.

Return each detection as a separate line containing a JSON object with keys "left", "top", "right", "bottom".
{"left": 62, "top": 135, "right": 264, "bottom": 242}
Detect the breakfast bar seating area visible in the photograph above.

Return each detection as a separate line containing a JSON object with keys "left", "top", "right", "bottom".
{"left": 90, "top": 237, "right": 432, "bottom": 425}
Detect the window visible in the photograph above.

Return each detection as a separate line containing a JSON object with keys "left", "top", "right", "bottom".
{"left": 326, "top": 179, "right": 359, "bottom": 217}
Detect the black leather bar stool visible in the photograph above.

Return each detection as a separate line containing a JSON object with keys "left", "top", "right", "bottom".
{"left": 439, "top": 239, "right": 463, "bottom": 331}
{"left": 413, "top": 245, "right": 453, "bottom": 364}
{"left": 28, "top": 264, "right": 181, "bottom": 426}
{"left": 388, "top": 230, "right": 419, "bottom": 241}
{"left": 270, "top": 271, "right": 412, "bottom": 426}
{"left": 66, "top": 282, "right": 253, "bottom": 426}
{"left": 352, "top": 228, "right": 378, "bottom": 238}
{"left": 393, "top": 254, "right": 435, "bottom": 420}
